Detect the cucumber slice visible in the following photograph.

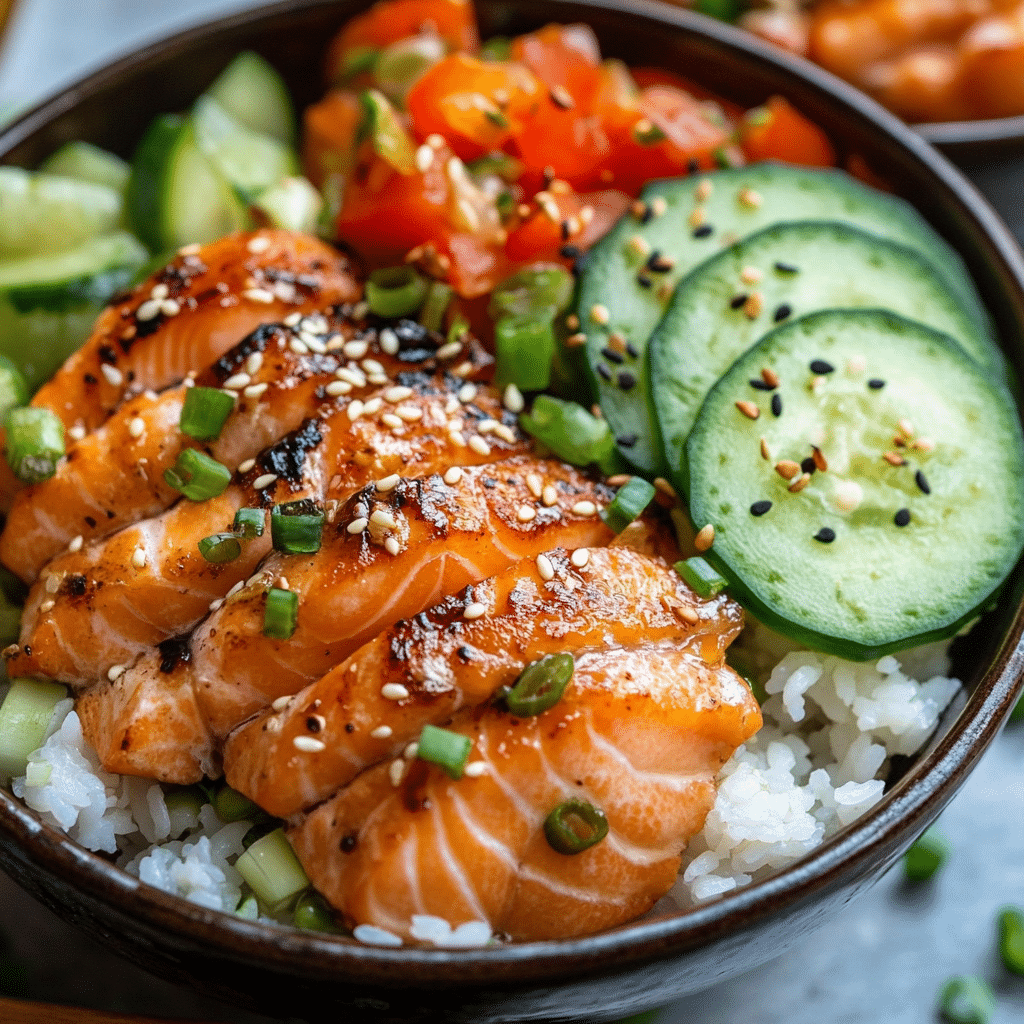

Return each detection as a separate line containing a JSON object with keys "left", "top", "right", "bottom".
{"left": 0, "top": 678, "right": 70, "bottom": 783}
{"left": 576, "top": 163, "right": 989, "bottom": 475}
{"left": 193, "top": 96, "right": 299, "bottom": 203}
{"left": 651, "top": 220, "right": 1004, "bottom": 485}
{"left": 40, "top": 142, "right": 131, "bottom": 195}
{"left": 0, "top": 167, "right": 123, "bottom": 259}
{"left": 127, "top": 113, "right": 248, "bottom": 251}
{"left": 251, "top": 176, "right": 323, "bottom": 233}
{"left": 686, "top": 308, "right": 1024, "bottom": 659}
{"left": 205, "top": 51, "right": 296, "bottom": 145}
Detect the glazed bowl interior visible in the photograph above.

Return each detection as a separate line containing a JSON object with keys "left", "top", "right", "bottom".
{"left": 1, "top": 2, "right": 1023, "bottom": 1021}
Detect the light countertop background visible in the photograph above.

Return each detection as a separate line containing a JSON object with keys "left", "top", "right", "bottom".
{"left": 0, "top": 2, "right": 1023, "bottom": 1021}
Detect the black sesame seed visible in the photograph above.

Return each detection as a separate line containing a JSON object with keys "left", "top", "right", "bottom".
{"left": 560, "top": 219, "right": 571, "bottom": 241}
{"left": 601, "top": 347, "right": 624, "bottom": 364}
{"left": 773, "top": 303, "right": 792, "bottom": 323}
{"left": 814, "top": 527, "right": 836, "bottom": 543}
{"left": 626, "top": 342, "right": 639, "bottom": 358}
{"left": 693, "top": 224, "right": 714, "bottom": 238}
{"left": 894, "top": 508, "right": 911, "bottom": 527}
{"left": 750, "top": 500, "right": 772, "bottom": 516}
{"left": 83, "top": 373, "right": 98, "bottom": 385}
{"left": 635, "top": 203, "right": 653, "bottom": 224}
{"left": 617, "top": 433, "right": 639, "bottom": 448}
{"left": 730, "top": 294, "right": 748, "bottom": 310}
{"left": 306, "top": 716, "right": 322, "bottom": 733}
{"left": 809, "top": 360, "right": 835, "bottom": 375}
{"left": 774, "top": 261, "right": 799, "bottom": 274}
{"left": 340, "top": 833, "right": 358, "bottom": 853}
{"left": 801, "top": 456, "right": 817, "bottom": 475}
{"left": 749, "top": 378, "right": 775, "bottom": 391}
{"left": 617, "top": 371, "right": 636, "bottom": 391}
{"left": 646, "top": 251, "right": 675, "bottom": 273}
{"left": 687, "top": 157, "right": 700, "bottom": 174}
{"left": 597, "top": 364, "right": 612, "bottom": 382}
{"left": 345, "top": 722, "right": 355, "bottom": 733}
{"left": 915, "top": 469, "right": 931, "bottom": 495}
{"left": 559, "top": 244, "right": 580, "bottom": 260}
{"left": 636, "top": 272, "right": 653, "bottom": 289}
{"left": 771, "top": 393, "right": 783, "bottom": 417}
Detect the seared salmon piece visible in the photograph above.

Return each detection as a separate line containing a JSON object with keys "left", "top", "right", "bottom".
{"left": 0, "top": 312, "right": 490, "bottom": 584}
{"left": 224, "top": 546, "right": 741, "bottom": 817}
{"left": 6, "top": 378, "right": 526, "bottom": 686}
{"left": 289, "top": 641, "right": 762, "bottom": 943}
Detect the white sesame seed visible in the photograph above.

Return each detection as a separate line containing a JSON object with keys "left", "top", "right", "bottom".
{"left": 68, "top": 425, "right": 86, "bottom": 442}
{"left": 590, "top": 303, "right": 610, "bottom": 325}
{"left": 415, "top": 143, "right": 434, "bottom": 173}
{"left": 39, "top": 599, "right": 55, "bottom": 613}
{"left": 245, "top": 351, "right": 264, "bottom": 376}
{"left": 271, "top": 695, "right": 291, "bottom": 711}
{"left": 325, "top": 380, "right": 350, "bottom": 397}
{"left": 227, "top": 580, "right": 245, "bottom": 598}
{"left": 376, "top": 474, "right": 401, "bottom": 491}
{"left": 106, "top": 664, "right": 126, "bottom": 682}
{"left": 208, "top": 598, "right": 224, "bottom": 612}
{"left": 247, "top": 235, "right": 272, "bottom": 254}
{"left": 469, "top": 435, "right": 490, "bottom": 456}
{"left": 382, "top": 682, "right": 410, "bottom": 701}
{"left": 694, "top": 524, "right": 715, "bottom": 552}
{"left": 370, "top": 509, "right": 399, "bottom": 531}
{"left": 44, "top": 573, "right": 61, "bottom": 594}
{"left": 150, "top": 283, "right": 169, "bottom": 300}
{"left": 740, "top": 265, "right": 763, "bottom": 284}
{"left": 128, "top": 417, "right": 145, "bottom": 439}
{"left": 275, "top": 576, "right": 290, "bottom": 591}
{"left": 536, "top": 553, "right": 554, "bottom": 580}
{"left": 362, "top": 357, "right": 386, "bottom": 376}
{"left": 289, "top": 338, "right": 309, "bottom": 355}
{"left": 526, "top": 473, "right": 543, "bottom": 499}
{"left": 347, "top": 517, "right": 369, "bottom": 534}
{"left": 347, "top": 399, "right": 365, "bottom": 420}
{"left": 627, "top": 234, "right": 651, "bottom": 258}
{"left": 68, "top": 535, "right": 83, "bottom": 553}
{"left": 303, "top": 334, "right": 326, "bottom": 355}
{"left": 477, "top": 418, "right": 500, "bottom": 435}
{"left": 363, "top": 397, "right": 383, "bottom": 415}
{"left": 243, "top": 288, "right": 275, "bottom": 304}
{"left": 252, "top": 473, "right": 278, "bottom": 489}
{"left": 382, "top": 413, "right": 403, "bottom": 429}
{"left": 458, "top": 383, "right": 478, "bottom": 404}
{"left": 464, "top": 760, "right": 488, "bottom": 778}
{"left": 336, "top": 367, "right": 366, "bottom": 388}
{"left": 238, "top": 459, "right": 256, "bottom": 474}
{"left": 650, "top": 196, "right": 668, "bottom": 217}
{"left": 444, "top": 396, "right": 460, "bottom": 415}
{"left": 368, "top": 373, "right": 389, "bottom": 387}
{"left": 223, "top": 372, "right": 251, "bottom": 391}
{"left": 572, "top": 500, "right": 597, "bottom": 516}
{"left": 161, "top": 299, "right": 180, "bottom": 317}
{"left": 389, "top": 760, "right": 406, "bottom": 787}
{"left": 136, "top": 298, "right": 161, "bottom": 321}
{"left": 178, "top": 243, "right": 201, "bottom": 256}
{"left": 384, "top": 537, "right": 401, "bottom": 556}
{"left": 371, "top": 725, "right": 393, "bottom": 739}
{"left": 541, "top": 485, "right": 558, "bottom": 507}
{"left": 293, "top": 736, "right": 326, "bottom": 753}
{"left": 463, "top": 602, "right": 487, "bottom": 620}
{"left": 221, "top": 389, "right": 239, "bottom": 401}
{"left": 396, "top": 405, "right": 423, "bottom": 422}
{"left": 444, "top": 467, "right": 463, "bottom": 485}
{"left": 379, "top": 328, "right": 400, "bottom": 355}
{"left": 518, "top": 505, "right": 537, "bottom": 523}
{"left": 435, "top": 341, "right": 462, "bottom": 360}
{"left": 846, "top": 355, "right": 867, "bottom": 375}
{"left": 131, "top": 547, "right": 147, "bottom": 570}
{"left": 244, "top": 382, "right": 269, "bottom": 399}
{"left": 404, "top": 741, "right": 420, "bottom": 759}
{"left": 342, "top": 339, "right": 368, "bottom": 360}
{"left": 502, "top": 384, "right": 525, "bottom": 414}
{"left": 100, "top": 364, "right": 124, "bottom": 388}
{"left": 448, "top": 430, "right": 466, "bottom": 446}
{"left": 571, "top": 548, "right": 590, "bottom": 568}
{"left": 283, "top": 311, "right": 302, "bottom": 327}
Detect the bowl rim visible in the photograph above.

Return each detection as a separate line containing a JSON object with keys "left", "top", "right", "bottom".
{"left": 1, "top": 0, "right": 1023, "bottom": 989}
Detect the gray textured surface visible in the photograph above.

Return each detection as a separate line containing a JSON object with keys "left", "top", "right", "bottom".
{"left": 0, "top": 2, "right": 1023, "bottom": 1021}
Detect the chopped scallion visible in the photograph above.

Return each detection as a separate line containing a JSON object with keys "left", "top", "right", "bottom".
{"left": 293, "top": 890, "right": 340, "bottom": 932}
{"left": 675, "top": 556, "right": 728, "bottom": 598}
{"left": 903, "top": 826, "right": 950, "bottom": 881}
{"left": 374, "top": 34, "right": 444, "bottom": 103}
{"left": 601, "top": 477, "right": 656, "bottom": 533}
{"left": 339, "top": 46, "right": 379, "bottom": 80}
{"left": 418, "top": 281, "right": 453, "bottom": 332}
{"left": 263, "top": 587, "right": 298, "bottom": 640}
{"left": 233, "top": 507, "right": 265, "bottom": 539}
{"left": 998, "top": 906, "right": 1024, "bottom": 975}
{"left": 519, "top": 395, "right": 625, "bottom": 476}
{"left": 544, "top": 799, "right": 609, "bottom": 855}
{"left": 417, "top": 723, "right": 472, "bottom": 779}
{"left": 467, "top": 152, "right": 524, "bottom": 183}
{"left": 360, "top": 89, "right": 417, "bottom": 175}
{"left": 505, "top": 654, "right": 574, "bottom": 717}
{"left": 366, "top": 265, "right": 428, "bottom": 318}
{"left": 198, "top": 532, "right": 242, "bottom": 563}
{"left": 447, "top": 316, "right": 469, "bottom": 346}
{"left": 5, "top": 407, "right": 65, "bottom": 484}
{"left": 271, "top": 500, "right": 324, "bottom": 554}
{"left": 937, "top": 976, "right": 995, "bottom": 1024}
{"left": 163, "top": 448, "right": 231, "bottom": 501}
{"left": 214, "top": 782, "right": 261, "bottom": 823}
{"left": 488, "top": 264, "right": 574, "bottom": 321}
{"left": 179, "top": 386, "right": 235, "bottom": 440}
{"left": 234, "top": 827, "right": 309, "bottom": 909}
{"left": 495, "top": 314, "right": 555, "bottom": 391}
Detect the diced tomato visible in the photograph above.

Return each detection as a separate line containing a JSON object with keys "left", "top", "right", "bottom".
{"left": 510, "top": 24, "right": 604, "bottom": 110}
{"left": 302, "top": 90, "right": 364, "bottom": 188}
{"left": 325, "top": 0, "right": 479, "bottom": 81}
{"left": 631, "top": 67, "right": 745, "bottom": 117}
{"left": 739, "top": 95, "right": 836, "bottom": 166}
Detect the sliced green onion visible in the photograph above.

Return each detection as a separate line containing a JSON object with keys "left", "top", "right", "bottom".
{"left": 339, "top": 46, "right": 379, "bottom": 80}
{"left": 506, "top": 653, "right": 574, "bottom": 717}
{"left": 489, "top": 264, "right": 574, "bottom": 320}
{"left": 998, "top": 906, "right": 1024, "bottom": 975}
{"left": 0, "top": 355, "right": 29, "bottom": 425}
{"left": 263, "top": 587, "right": 298, "bottom": 640}
{"left": 601, "top": 477, "right": 656, "bottom": 533}
{"left": 178, "top": 386, "right": 235, "bottom": 440}
{"left": 675, "top": 556, "right": 728, "bottom": 598}
{"left": 293, "top": 890, "right": 340, "bottom": 932}
{"left": 519, "top": 395, "right": 625, "bottom": 476}
{"left": 233, "top": 507, "right": 265, "bottom": 539}
{"left": 419, "top": 281, "right": 453, "bottom": 332}
{"left": 163, "top": 448, "right": 231, "bottom": 501}
{"left": 271, "top": 500, "right": 324, "bottom": 555}
{"left": 467, "top": 152, "right": 524, "bottom": 183}
{"left": 496, "top": 191, "right": 516, "bottom": 221}
{"left": 360, "top": 89, "right": 417, "bottom": 175}
{"left": 164, "top": 786, "right": 205, "bottom": 839}
{"left": 480, "top": 36, "right": 512, "bottom": 61}
{"left": 903, "top": 826, "right": 950, "bottom": 881}
{"left": 198, "top": 532, "right": 242, "bottom": 563}
{"left": 495, "top": 315, "right": 555, "bottom": 392}
{"left": 214, "top": 782, "right": 261, "bottom": 823}
{"left": 937, "top": 976, "right": 995, "bottom": 1024}
{"left": 5, "top": 407, "right": 65, "bottom": 484}
{"left": 235, "top": 827, "right": 309, "bottom": 909}
{"left": 366, "top": 265, "right": 428, "bottom": 319}
{"left": 417, "top": 723, "right": 472, "bottom": 779}
{"left": 374, "top": 34, "right": 445, "bottom": 103}
{"left": 544, "top": 799, "right": 609, "bottom": 855}
{"left": 0, "top": 678, "right": 69, "bottom": 783}
{"left": 447, "top": 316, "right": 469, "bottom": 346}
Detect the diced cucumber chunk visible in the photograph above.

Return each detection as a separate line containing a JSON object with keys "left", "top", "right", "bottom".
{"left": 686, "top": 309, "right": 1024, "bottom": 659}
{"left": 235, "top": 827, "right": 309, "bottom": 909}
{"left": 193, "top": 96, "right": 299, "bottom": 203}
{"left": 252, "top": 176, "right": 323, "bottom": 233}
{"left": 205, "top": 51, "right": 296, "bottom": 145}
{"left": 577, "top": 164, "right": 990, "bottom": 474}
{"left": 40, "top": 142, "right": 131, "bottom": 195}
{"left": 127, "top": 113, "right": 248, "bottom": 251}
{"left": 0, "top": 167, "right": 123, "bottom": 259}
{"left": 650, "top": 220, "right": 1004, "bottom": 487}
{"left": 0, "top": 678, "right": 70, "bottom": 783}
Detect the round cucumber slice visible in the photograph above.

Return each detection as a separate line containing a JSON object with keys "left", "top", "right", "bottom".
{"left": 651, "top": 220, "right": 1004, "bottom": 487}
{"left": 686, "top": 308, "right": 1024, "bottom": 659}
{"left": 40, "top": 142, "right": 131, "bottom": 195}
{"left": 205, "top": 51, "right": 296, "bottom": 145}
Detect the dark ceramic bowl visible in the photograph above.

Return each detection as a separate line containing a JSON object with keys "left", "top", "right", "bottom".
{"left": 1, "top": 2, "right": 1023, "bottom": 1022}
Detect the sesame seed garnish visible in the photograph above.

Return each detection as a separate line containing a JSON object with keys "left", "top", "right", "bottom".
{"left": 463, "top": 602, "right": 487, "bottom": 620}
{"left": 384, "top": 385, "right": 412, "bottom": 403}
{"left": 913, "top": 438, "right": 936, "bottom": 452}
{"left": 894, "top": 508, "right": 911, "bottom": 527}
{"left": 518, "top": 505, "right": 537, "bottom": 523}
{"left": 590, "top": 303, "right": 610, "bottom": 326}
{"left": 384, "top": 537, "right": 401, "bottom": 556}
{"left": 371, "top": 725, "right": 393, "bottom": 740}
{"left": 883, "top": 452, "right": 905, "bottom": 466}
{"left": 749, "top": 378, "right": 774, "bottom": 392}
{"left": 379, "top": 328, "right": 399, "bottom": 355}
{"left": 131, "top": 547, "right": 147, "bottom": 570}
{"left": 536, "top": 553, "right": 555, "bottom": 580}
{"left": 695, "top": 179, "right": 713, "bottom": 202}
{"left": 388, "top": 759, "right": 406, "bottom": 787}
{"left": 650, "top": 196, "right": 667, "bottom": 217}
{"left": 464, "top": 760, "right": 488, "bottom": 778}
{"left": 775, "top": 460, "right": 800, "bottom": 480}
{"left": 404, "top": 741, "right": 419, "bottom": 759}
{"left": 550, "top": 83, "right": 575, "bottom": 109}
{"left": 812, "top": 446, "right": 828, "bottom": 472}
{"left": 136, "top": 298, "right": 161, "bottom": 322}
{"left": 243, "top": 288, "right": 275, "bottom": 304}
{"left": 363, "top": 397, "right": 383, "bottom": 415}
{"left": 526, "top": 473, "right": 543, "bottom": 498}
{"left": 370, "top": 509, "right": 398, "bottom": 530}
{"left": 738, "top": 186, "right": 762, "bottom": 209}
{"left": 773, "top": 303, "right": 792, "bottom": 323}
{"left": 458, "top": 382, "right": 478, "bottom": 403}
{"left": 571, "top": 500, "right": 597, "bottom": 516}
{"left": 347, "top": 517, "right": 369, "bottom": 534}
{"left": 631, "top": 200, "right": 651, "bottom": 222}
{"left": 68, "top": 425, "right": 86, "bottom": 441}
{"left": 443, "top": 466, "right": 464, "bottom": 486}
{"left": 208, "top": 598, "right": 224, "bottom": 613}
{"left": 868, "top": 378, "right": 886, "bottom": 390}
{"left": 788, "top": 473, "right": 811, "bottom": 493}
{"left": 376, "top": 474, "right": 401, "bottom": 492}
{"left": 469, "top": 435, "right": 491, "bottom": 456}
{"left": 382, "top": 412, "right": 403, "bottom": 429}
{"left": 252, "top": 473, "right": 278, "bottom": 490}
{"left": 128, "top": 417, "right": 145, "bottom": 439}
{"left": 800, "top": 456, "right": 817, "bottom": 476}
{"left": 688, "top": 207, "right": 707, "bottom": 229}
{"left": 735, "top": 400, "right": 760, "bottom": 420}
{"left": 774, "top": 261, "right": 799, "bottom": 274}
{"left": 693, "top": 224, "right": 713, "bottom": 238}
{"left": 597, "top": 364, "right": 612, "bottom": 382}
{"left": 898, "top": 418, "right": 915, "bottom": 439}
{"left": 565, "top": 332, "right": 587, "bottom": 348}
{"left": 477, "top": 418, "right": 501, "bottom": 434}
{"left": 617, "top": 371, "right": 636, "bottom": 391}
{"left": 502, "top": 383, "right": 525, "bottom": 414}
{"left": 602, "top": 347, "right": 624, "bottom": 365}
{"left": 39, "top": 599, "right": 55, "bottom": 613}
{"left": 382, "top": 683, "right": 410, "bottom": 701}
{"left": 809, "top": 359, "right": 834, "bottom": 375}
{"left": 227, "top": 580, "right": 245, "bottom": 598}
{"left": 247, "top": 235, "right": 271, "bottom": 254}
{"left": 288, "top": 338, "right": 309, "bottom": 355}
{"left": 760, "top": 437, "right": 772, "bottom": 460}
{"left": 223, "top": 372, "right": 250, "bottom": 391}
{"left": 694, "top": 524, "right": 715, "bottom": 552}
{"left": 178, "top": 243, "right": 201, "bottom": 256}
{"left": 346, "top": 399, "right": 366, "bottom": 421}
{"left": 541, "top": 485, "right": 558, "bottom": 506}
{"left": 106, "top": 664, "right": 126, "bottom": 682}
{"left": 293, "top": 736, "right": 325, "bottom": 753}
{"left": 44, "top": 573, "right": 61, "bottom": 594}
{"left": 396, "top": 405, "right": 423, "bottom": 422}
{"left": 627, "top": 234, "right": 651, "bottom": 259}
{"left": 568, "top": 548, "right": 591, "bottom": 571}
{"left": 813, "top": 527, "right": 836, "bottom": 543}
{"left": 730, "top": 294, "right": 748, "bottom": 311}
{"left": 244, "top": 382, "right": 269, "bottom": 399}
{"left": 743, "top": 293, "right": 763, "bottom": 319}
{"left": 69, "top": 535, "right": 83, "bottom": 553}
{"left": 914, "top": 469, "right": 931, "bottom": 494}
{"left": 741, "top": 266, "right": 763, "bottom": 284}
{"left": 238, "top": 459, "right": 255, "bottom": 474}
{"left": 653, "top": 477, "right": 677, "bottom": 500}
{"left": 100, "top": 364, "right": 124, "bottom": 387}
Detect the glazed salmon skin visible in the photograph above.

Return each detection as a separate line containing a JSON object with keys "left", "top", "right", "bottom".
{"left": 0, "top": 310, "right": 491, "bottom": 584}
{"left": 224, "top": 545, "right": 742, "bottom": 817}
{"left": 7, "top": 376, "right": 527, "bottom": 686}
{"left": 290, "top": 641, "right": 762, "bottom": 943}
{"left": 76, "top": 457, "right": 614, "bottom": 783}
